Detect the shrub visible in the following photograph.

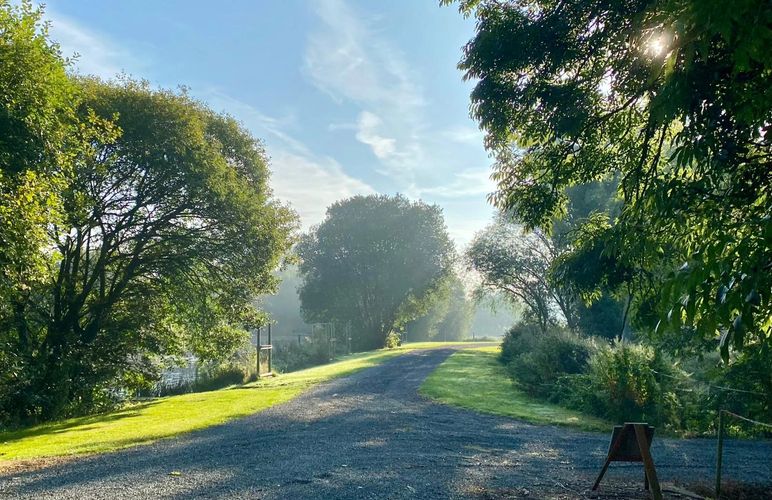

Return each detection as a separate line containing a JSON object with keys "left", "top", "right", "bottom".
{"left": 503, "top": 324, "right": 599, "bottom": 398}
{"left": 500, "top": 322, "right": 542, "bottom": 365}
{"left": 581, "top": 341, "right": 681, "bottom": 425}
{"left": 193, "top": 365, "right": 247, "bottom": 392}
{"left": 272, "top": 341, "right": 330, "bottom": 373}
{"left": 385, "top": 331, "right": 402, "bottom": 349}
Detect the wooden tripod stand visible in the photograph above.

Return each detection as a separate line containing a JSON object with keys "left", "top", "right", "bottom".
{"left": 593, "top": 423, "right": 662, "bottom": 500}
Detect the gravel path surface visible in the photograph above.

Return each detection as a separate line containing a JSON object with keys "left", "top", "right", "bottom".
{"left": 1, "top": 348, "right": 770, "bottom": 499}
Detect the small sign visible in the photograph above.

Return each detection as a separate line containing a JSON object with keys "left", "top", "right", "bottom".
{"left": 593, "top": 423, "right": 662, "bottom": 500}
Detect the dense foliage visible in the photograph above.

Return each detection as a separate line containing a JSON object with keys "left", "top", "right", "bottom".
{"left": 0, "top": 3, "right": 295, "bottom": 424}
{"left": 446, "top": 0, "right": 771, "bottom": 361}
{"left": 502, "top": 323, "right": 597, "bottom": 398}
{"left": 297, "top": 195, "right": 455, "bottom": 350}
{"left": 499, "top": 323, "right": 769, "bottom": 434}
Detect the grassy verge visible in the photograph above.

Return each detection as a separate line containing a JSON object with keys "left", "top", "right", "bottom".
{"left": 420, "top": 346, "right": 609, "bottom": 432}
{"left": 0, "top": 341, "right": 492, "bottom": 462}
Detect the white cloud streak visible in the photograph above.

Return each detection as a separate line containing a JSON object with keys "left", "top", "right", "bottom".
{"left": 268, "top": 151, "right": 375, "bottom": 227}
{"left": 417, "top": 167, "right": 495, "bottom": 199}
{"left": 355, "top": 111, "right": 396, "bottom": 160}
{"left": 45, "top": 9, "right": 146, "bottom": 80}
{"left": 304, "top": 0, "right": 427, "bottom": 183}
{"left": 202, "top": 90, "right": 376, "bottom": 229}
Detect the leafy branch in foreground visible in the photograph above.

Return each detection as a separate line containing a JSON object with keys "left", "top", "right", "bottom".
{"left": 447, "top": 0, "right": 771, "bottom": 360}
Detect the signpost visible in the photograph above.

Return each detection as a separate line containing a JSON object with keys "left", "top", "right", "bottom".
{"left": 593, "top": 422, "right": 661, "bottom": 500}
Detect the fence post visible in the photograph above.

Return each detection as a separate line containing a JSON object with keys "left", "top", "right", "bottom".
{"left": 256, "top": 326, "right": 261, "bottom": 379}
{"left": 267, "top": 323, "right": 272, "bottom": 374}
{"left": 715, "top": 409, "right": 725, "bottom": 499}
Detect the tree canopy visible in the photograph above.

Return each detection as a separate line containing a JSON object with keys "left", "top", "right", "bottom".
{"left": 446, "top": 0, "right": 771, "bottom": 360}
{"left": 297, "top": 195, "right": 455, "bottom": 350}
{"left": 468, "top": 215, "right": 573, "bottom": 333}
{"left": 0, "top": 2, "right": 296, "bottom": 423}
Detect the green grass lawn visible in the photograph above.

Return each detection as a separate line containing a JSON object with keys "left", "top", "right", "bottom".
{"left": 0, "top": 341, "right": 493, "bottom": 463}
{"left": 420, "top": 346, "right": 609, "bottom": 432}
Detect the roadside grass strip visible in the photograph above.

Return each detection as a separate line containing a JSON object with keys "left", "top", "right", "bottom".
{"left": 0, "top": 341, "right": 494, "bottom": 462}
{"left": 420, "top": 346, "right": 609, "bottom": 432}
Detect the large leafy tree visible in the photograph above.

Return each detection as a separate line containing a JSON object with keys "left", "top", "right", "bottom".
{"left": 467, "top": 215, "right": 576, "bottom": 333}
{"left": 297, "top": 195, "right": 455, "bottom": 350}
{"left": 446, "top": 0, "right": 771, "bottom": 360}
{"left": 0, "top": 1, "right": 82, "bottom": 422}
{"left": 1, "top": 76, "right": 296, "bottom": 422}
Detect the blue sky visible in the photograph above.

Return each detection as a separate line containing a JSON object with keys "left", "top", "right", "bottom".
{"left": 41, "top": 0, "right": 496, "bottom": 246}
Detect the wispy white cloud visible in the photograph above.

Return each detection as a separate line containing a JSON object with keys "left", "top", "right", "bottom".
{"left": 45, "top": 9, "right": 147, "bottom": 79}
{"left": 355, "top": 111, "right": 397, "bottom": 160}
{"left": 304, "top": 0, "right": 427, "bottom": 184}
{"left": 304, "top": 0, "right": 493, "bottom": 217}
{"left": 304, "top": 0, "right": 424, "bottom": 114}
{"left": 417, "top": 167, "right": 495, "bottom": 199}
{"left": 269, "top": 151, "right": 375, "bottom": 227}
{"left": 203, "top": 90, "right": 375, "bottom": 229}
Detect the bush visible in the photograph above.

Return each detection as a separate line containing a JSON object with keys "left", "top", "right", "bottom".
{"left": 502, "top": 323, "right": 599, "bottom": 398}
{"left": 500, "top": 322, "right": 542, "bottom": 365}
{"left": 272, "top": 341, "right": 330, "bottom": 373}
{"left": 579, "top": 341, "right": 683, "bottom": 426}
{"left": 385, "top": 331, "right": 402, "bottom": 349}
{"left": 193, "top": 365, "right": 247, "bottom": 392}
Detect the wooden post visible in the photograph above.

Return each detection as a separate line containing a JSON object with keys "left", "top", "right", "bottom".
{"left": 267, "top": 323, "right": 272, "bottom": 374}
{"left": 716, "top": 410, "right": 725, "bottom": 499}
{"left": 255, "top": 326, "right": 261, "bottom": 378}
{"left": 592, "top": 426, "right": 627, "bottom": 490}
{"left": 634, "top": 424, "right": 662, "bottom": 500}
{"left": 328, "top": 323, "right": 334, "bottom": 361}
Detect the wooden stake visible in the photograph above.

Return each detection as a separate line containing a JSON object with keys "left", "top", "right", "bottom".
{"left": 634, "top": 423, "right": 662, "bottom": 500}
{"left": 715, "top": 410, "right": 725, "bottom": 499}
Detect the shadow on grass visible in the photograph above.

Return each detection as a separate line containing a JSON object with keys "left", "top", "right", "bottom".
{"left": 0, "top": 401, "right": 160, "bottom": 445}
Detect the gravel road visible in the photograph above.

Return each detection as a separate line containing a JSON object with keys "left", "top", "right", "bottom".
{"left": 1, "top": 348, "right": 770, "bottom": 499}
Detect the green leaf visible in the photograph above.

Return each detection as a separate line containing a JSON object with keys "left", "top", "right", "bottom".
{"left": 719, "top": 329, "right": 731, "bottom": 363}
{"left": 716, "top": 285, "right": 729, "bottom": 304}
{"left": 732, "top": 314, "right": 743, "bottom": 333}
{"left": 745, "top": 289, "right": 760, "bottom": 306}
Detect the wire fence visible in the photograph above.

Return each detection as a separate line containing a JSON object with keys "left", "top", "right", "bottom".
{"left": 647, "top": 367, "right": 771, "bottom": 497}
{"left": 651, "top": 368, "right": 767, "bottom": 397}
{"left": 715, "top": 409, "right": 772, "bottom": 498}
